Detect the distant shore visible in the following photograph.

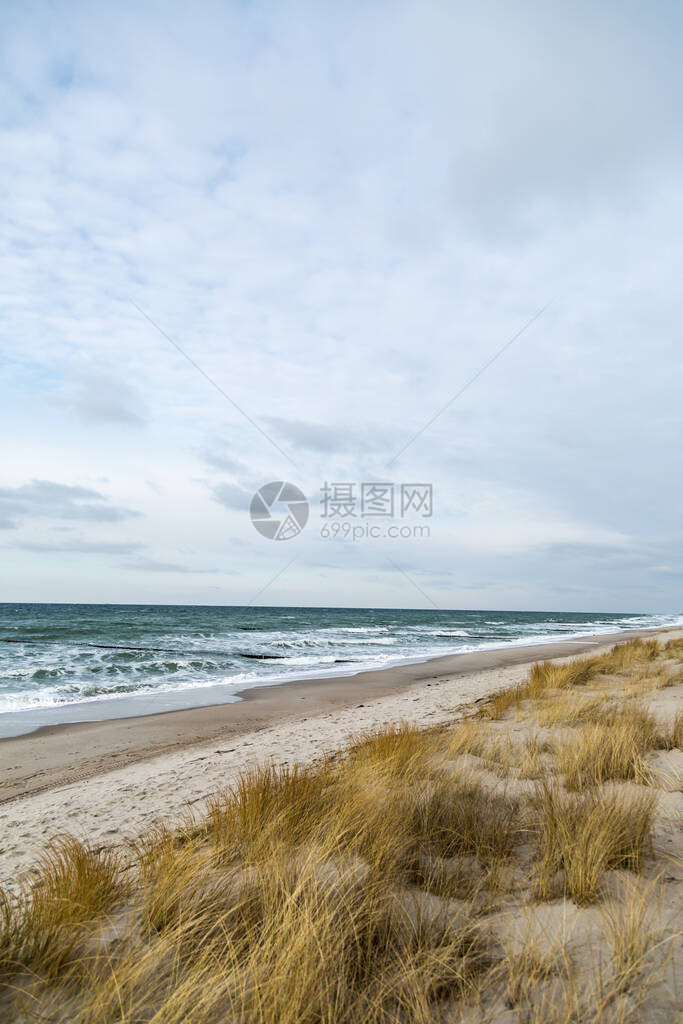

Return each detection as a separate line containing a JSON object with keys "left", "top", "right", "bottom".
{"left": 1, "top": 623, "right": 679, "bottom": 885}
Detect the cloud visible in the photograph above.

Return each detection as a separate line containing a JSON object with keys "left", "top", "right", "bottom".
{"left": 12, "top": 538, "right": 144, "bottom": 554}
{"left": 202, "top": 448, "right": 248, "bottom": 476}
{"left": 264, "top": 417, "right": 397, "bottom": 456}
{"left": 210, "top": 481, "right": 252, "bottom": 511}
{"left": 120, "top": 556, "right": 217, "bottom": 574}
{"left": 0, "top": 480, "right": 140, "bottom": 528}
{"left": 54, "top": 371, "right": 149, "bottom": 427}
{"left": 0, "top": 1, "right": 682, "bottom": 609}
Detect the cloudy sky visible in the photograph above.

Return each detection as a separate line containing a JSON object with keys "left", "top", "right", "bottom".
{"left": 1, "top": 0, "right": 682, "bottom": 612}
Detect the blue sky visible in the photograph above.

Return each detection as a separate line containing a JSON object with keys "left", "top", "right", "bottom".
{"left": 1, "top": 0, "right": 682, "bottom": 611}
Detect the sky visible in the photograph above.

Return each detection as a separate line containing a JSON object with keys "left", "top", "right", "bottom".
{"left": 1, "top": 0, "right": 682, "bottom": 612}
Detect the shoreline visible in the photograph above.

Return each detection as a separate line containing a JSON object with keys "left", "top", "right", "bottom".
{"left": 0, "top": 624, "right": 671, "bottom": 802}
{"left": 0, "top": 623, "right": 679, "bottom": 886}
{"left": 1, "top": 620, "right": 677, "bottom": 741}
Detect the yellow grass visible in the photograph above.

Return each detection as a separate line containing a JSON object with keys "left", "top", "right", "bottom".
{"left": 624, "top": 662, "right": 681, "bottom": 694}
{"left": 600, "top": 877, "right": 661, "bottom": 981}
{"left": 534, "top": 782, "right": 657, "bottom": 904}
{"left": 535, "top": 694, "right": 609, "bottom": 728}
{"left": 555, "top": 708, "right": 661, "bottom": 790}
{"left": 448, "top": 721, "right": 550, "bottom": 779}
{"left": 664, "top": 636, "right": 683, "bottom": 660}
{"left": 2, "top": 836, "right": 129, "bottom": 977}
{"left": 481, "top": 637, "right": 664, "bottom": 722}
{"left": 595, "top": 637, "right": 660, "bottom": 675}
{"left": 500, "top": 927, "right": 568, "bottom": 1009}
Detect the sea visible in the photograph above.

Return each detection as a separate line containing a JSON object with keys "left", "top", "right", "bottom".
{"left": 0, "top": 603, "right": 679, "bottom": 738}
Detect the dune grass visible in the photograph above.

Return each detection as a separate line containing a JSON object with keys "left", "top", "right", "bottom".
{"left": 500, "top": 926, "right": 569, "bottom": 1010}
{"left": 1, "top": 836, "right": 129, "bottom": 978}
{"left": 600, "top": 877, "right": 662, "bottom": 981}
{"left": 670, "top": 709, "right": 683, "bottom": 750}
{"left": 535, "top": 693, "right": 610, "bottom": 728}
{"left": 533, "top": 781, "right": 657, "bottom": 903}
{"left": 555, "top": 707, "right": 663, "bottom": 790}
{"left": 481, "top": 637, "right": 667, "bottom": 722}
{"left": 0, "top": 633, "right": 680, "bottom": 1023}
{"left": 479, "top": 655, "right": 601, "bottom": 720}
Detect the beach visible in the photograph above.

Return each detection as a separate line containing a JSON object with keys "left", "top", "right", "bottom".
{"left": 0, "top": 623, "right": 677, "bottom": 888}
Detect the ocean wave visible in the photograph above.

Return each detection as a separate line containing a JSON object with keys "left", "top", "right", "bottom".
{"left": 0, "top": 607, "right": 678, "bottom": 718}
{"left": 333, "top": 626, "right": 389, "bottom": 634}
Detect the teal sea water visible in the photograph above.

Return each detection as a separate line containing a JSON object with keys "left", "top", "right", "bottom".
{"left": 0, "top": 604, "right": 678, "bottom": 723}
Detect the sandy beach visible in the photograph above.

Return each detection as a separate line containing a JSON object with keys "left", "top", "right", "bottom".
{"left": 0, "top": 624, "right": 677, "bottom": 888}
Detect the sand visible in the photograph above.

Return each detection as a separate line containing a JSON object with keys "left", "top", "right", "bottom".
{"left": 0, "top": 625, "right": 678, "bottom": 887}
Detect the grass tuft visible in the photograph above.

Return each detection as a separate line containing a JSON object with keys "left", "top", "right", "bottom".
{"left": 600, "top": 877, "right": 661, "bottom": 985}
{"left": 535, "top": 694, "right": 609, "bottom": 728}
{"left": 2, "top": 836, "right": 128, "bottom": 977}
{"left": 501, "top": 929, "right": 567, "bottom": 1008}
{"left": 556, "top": 715, "right": 657, "bottom": 790}
{"left": 534, "top": 782, "right": 657, "bottom": 904}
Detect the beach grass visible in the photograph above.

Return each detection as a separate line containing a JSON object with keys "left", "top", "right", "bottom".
{"left": 0, "top": 634, "right": 680, "bottom": 1022}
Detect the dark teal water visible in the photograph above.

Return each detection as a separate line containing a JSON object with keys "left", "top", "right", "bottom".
{"left": 0, "top": 604, "right": 677, "bottom": 717}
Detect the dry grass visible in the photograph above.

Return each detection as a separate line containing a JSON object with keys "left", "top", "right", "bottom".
{"left": 348, "top": 720, "right": 442, "bottom": 774}
{"left": 49, "top": 855, "right": 493, "bottom": 1024}
{"left": 448, "top": 718, "right": 498, "bottom": 759}
{"left": 480, "top": 655, "right": 606, "bottom": 720}
{"left": 624, "top": 662, "right": 681, "bottom": 695}
{"left": 555, "top": 708, "right": 662, "bottom": 790}
{"left": 0, "top": 635, "right": 680, "bottom": 1023}
{"left": 595, "top": 637, "right": 660, "bottom": 675}
{"left": 0, "top": 798, "right": 497, "bottom": 1023}
{"left": 600, "top": 877, "right": 662, "bottom": 981}
{"left": 535, "top": 693, "right": 610, "bottom": 728}
{"left": 500, "top": 927, "right": 568, "bottom": 1009}
{"left": 534, "top": 782, "right": 657, "bottom": 904}
{"left": 449, "top": 721, "right": 550, "bottom": 779}
{"left": 664, "top": 636, "right": 683, "bottom": 660}
{"left": 205, "top": 761, "right": 333, "bottom": 864}
{"left": 411, "top": 773, "right": 520, "bottom": 865}
{"left": 481, "top": 637, "right": 664, "bottom": 722}
{"left": 1, "top": 836, "right": 129, "bottom": 977}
